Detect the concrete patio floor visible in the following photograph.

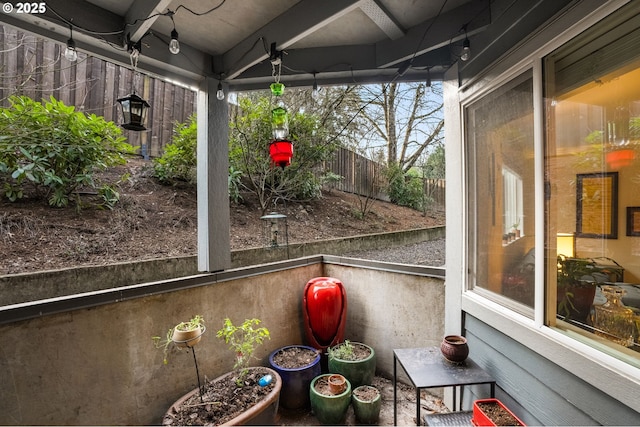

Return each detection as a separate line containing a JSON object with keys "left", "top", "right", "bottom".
{"left": 276, "top": 375, "right": 450, "bottom": 426}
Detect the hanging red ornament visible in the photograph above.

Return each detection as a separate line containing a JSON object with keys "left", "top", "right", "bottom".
{"left": 269, "top": 140, "right": 294, "bottom": 169}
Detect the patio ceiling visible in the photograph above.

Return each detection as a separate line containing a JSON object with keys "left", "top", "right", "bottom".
{"left": 2, "top": 0, "right": 575, "bottom": 91}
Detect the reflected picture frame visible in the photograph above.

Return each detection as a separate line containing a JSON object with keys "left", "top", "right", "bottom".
{"left": 576, "top": 172, "right": 618, "bottom": 239}
{"left": 626, "top": 207, "right": 640, "bottom": 236}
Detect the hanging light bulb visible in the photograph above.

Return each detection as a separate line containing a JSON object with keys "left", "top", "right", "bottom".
{"left": 461, "top": 37, "right": 471, "bottom": 61}
{"left": 169, "top": 29, "right": 180, "bottom": 54}
{"left": 216, "top": 82, "right": 225, "bottom": 100}
{"left": 312, "top": 80, "right": 319, "bottom": 100}
{"left": 64, "top": 25, "right": 78, "bottom": 62}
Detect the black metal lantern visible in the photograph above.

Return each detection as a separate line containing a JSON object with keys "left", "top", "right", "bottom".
{"left": 116, "top": 93, "right": 150, "bottom": 131}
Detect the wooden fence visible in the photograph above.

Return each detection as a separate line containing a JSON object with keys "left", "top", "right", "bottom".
{"left": 0, "top": 25, "right": 196, "bottom": 157}
{"left": 0, "top": 25, "right": 445, "bottom": 209}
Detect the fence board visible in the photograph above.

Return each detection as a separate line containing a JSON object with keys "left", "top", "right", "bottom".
{"left": 0, "top": 23, "right": 196, "bottom": 155}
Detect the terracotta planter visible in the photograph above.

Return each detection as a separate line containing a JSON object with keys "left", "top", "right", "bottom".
{"left": 327, "top": 342, "right": 376, "bottom": 388}
{"left": 328, "top": 374, "right": 347, "bottom": 394}
{"left": 557, "top": 284, "right": 596, "bottom": 323}
{"left": 440, "top": 335, "right": 469, "bottom": 363}
{"left": 351, "top": 385, "right": 381, "bottom": 424}
{"left": 268, "top": 345, "right": 321, "bottom": 410}
{"left": 171, "top": 325, "right": 204, "bottom": 348}
{"left": 472, "top": 399, "right": 525, "bottom": 426}
{"left": 309, "top": 374, "right": 352, "bottom": 425}
{"left": 163, "top": 367, "right": 281, "bottom": 426}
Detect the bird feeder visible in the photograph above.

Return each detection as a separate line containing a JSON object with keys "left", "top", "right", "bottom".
{"left": 269, "top": 140, "right": 294, "bottom": 169}
{"left": 116, "top": 93, "right": 151, "bottom": 131}
{"left": 260, "top": 212, "right": 288, "bottom": 248}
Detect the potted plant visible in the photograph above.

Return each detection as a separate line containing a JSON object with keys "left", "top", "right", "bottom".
{"left": 472, "top": 398, "right": 526, "bottom": 426}
{"left": 153, "top": 315, "right": 207, "bottom": 406}
{"left": 162, "top": 318, "right": 282, "bottom": 426}
{"left": 327, "top": 340, "right": 376, "bottom": 388}
{"left": 268, "top": 344, "right": 322, "bottom": 410}
{"left": 309, "top": 373, "right": 352, "bottom": 424}
{"left": 557, "top": 256, "right": 610, "bottom": 323}
{"left": 152, "top": 314, "right": 206, "bottom": 364}
{"left": 351, "top": 385, "right": 381, "bottom": 424}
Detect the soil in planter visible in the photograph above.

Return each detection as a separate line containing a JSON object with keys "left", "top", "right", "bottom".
{"left": 476, "top": 401, "right": 524, "bottom": 426}
{"left": 164, "top": 367, "right": 275, "bottom": 426}
{"left": 273, "top": 346, "right": 320, "bottom": 368}
{"left": 353, "top": 385, "right": 379, "bottom": 401}
{"left": 334, "top": 342, "right": 371, "bottom": 360}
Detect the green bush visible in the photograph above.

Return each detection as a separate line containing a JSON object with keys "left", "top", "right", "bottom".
{"left": 0, "top": 95, "right": 133, "bottom": 207}
{"left": 153, "top": 114, "right": 198, "bottom": 184}
{"left": 386, "top": 164, "right": 425, "bottom": 211}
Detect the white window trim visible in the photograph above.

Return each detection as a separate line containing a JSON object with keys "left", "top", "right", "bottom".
{"left": 457, "top": 0, "right": 640, "bottom": 410}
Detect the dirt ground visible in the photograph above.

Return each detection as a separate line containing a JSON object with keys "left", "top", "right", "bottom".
{"left": 0, "top": 158, "right": 445, "bottom": 275}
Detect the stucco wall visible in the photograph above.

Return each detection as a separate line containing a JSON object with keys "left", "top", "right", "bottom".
{"left": 0, "top": 257, "right": 445, "bottom": 425}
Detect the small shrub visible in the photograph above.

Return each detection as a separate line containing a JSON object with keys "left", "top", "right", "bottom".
{"left": 153, "top": 114, "right": 198, "bottom": 184}
{"left": 216, "top": 318, "right": 270, "bottom": 386}
{"left": 0, "top": 95, "right": 133, "bottom": 207}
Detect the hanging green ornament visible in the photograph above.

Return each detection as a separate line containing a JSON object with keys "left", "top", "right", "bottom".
{"left": 270, "top": 82, "right": 285, "bottom": 96}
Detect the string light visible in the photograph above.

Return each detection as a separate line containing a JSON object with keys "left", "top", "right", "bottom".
{"left": 216, "top": 82, "right": 225, "bottom": 100}
{"left": 461, "top": 37, "right": 471, "bottom": 61}
{"left": 64, "top": 25, "right": 78, "bottom": 62}
{"left": 168, "top": 12, "right": 180, "bottom": 54}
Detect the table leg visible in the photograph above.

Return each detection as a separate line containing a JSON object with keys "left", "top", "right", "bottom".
{"left": 453, "top": 386, "right": 457, "bottom": 412}
{"left": 416, "top": 388, "right": 420, "bottom": 426}
{"left": 394, "top": 354, "right": 398, "bottom": 426}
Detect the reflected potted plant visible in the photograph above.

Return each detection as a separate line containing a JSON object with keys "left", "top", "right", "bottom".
{"left": 556, "top": 256, "right": 609, "bottom": 323}
{"left": 162, "top": 318, "right": 282, "bottom": 426}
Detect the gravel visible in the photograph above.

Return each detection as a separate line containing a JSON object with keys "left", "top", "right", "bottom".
{"left": 342, "top": 238, "right": 446, "bottom": 267}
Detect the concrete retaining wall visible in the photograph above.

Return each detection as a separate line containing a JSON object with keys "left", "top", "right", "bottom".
{"left": 0, "top": 226, "right": 444, "bottom": 305}
{"left": 0, "top": 256, "right": 445, "bottom": 425}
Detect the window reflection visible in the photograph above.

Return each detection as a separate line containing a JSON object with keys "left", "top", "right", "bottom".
{"left": 545, "top": 7, "right": 640, "bottom": 361}
{"left": 466, "top": 71, "right": 535, "bottom": 310}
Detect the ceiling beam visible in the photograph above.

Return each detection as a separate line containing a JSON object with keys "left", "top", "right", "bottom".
{"left": 374, "top": 0, "right": 491, "bottom": 68}
{"left": 124, "top": 0, "right": 174, "bottom": 44}
{"left": 220, "top": 0, "right": 362, "bottom": 79}
{"left": 360, "top": 0, "right": 404, "bottom": 40}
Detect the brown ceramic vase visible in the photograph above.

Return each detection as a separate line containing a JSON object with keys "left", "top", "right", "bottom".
{"left": 440, "top": 335, "right": 469, "bottom": 363}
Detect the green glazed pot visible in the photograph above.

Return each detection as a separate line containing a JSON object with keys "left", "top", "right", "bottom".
{"left": 328, "top": 342, "right": 376, "bottom": 388}
{"left": 309, "top": 374, "right": 352, "bottom": 425}
{"left": 352, "top": 385, "right": 381, "bottom": 424}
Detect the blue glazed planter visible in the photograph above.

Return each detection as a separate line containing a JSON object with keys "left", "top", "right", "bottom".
{"left": 269, "top": 345, "right": 322, "bottom": 410}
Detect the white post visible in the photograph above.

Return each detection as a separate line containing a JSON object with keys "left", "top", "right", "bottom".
{"left": 196, "top": 78, "right": 230, "bottom": 272}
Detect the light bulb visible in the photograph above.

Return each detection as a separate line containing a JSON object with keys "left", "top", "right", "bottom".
{"left": 461, "top": 38, "right": 471, "bottom": 62}
{"left": 64, "top": 39, "right": 77, "bottom": 62}
{"left": 216, "top": 83, "right": 225, "bottom": 101}
{"left": 312, "top": 81, "right": 319, "bottom": 100}
{"left": 169, "top": 29, "right": 180, "bottom": 54}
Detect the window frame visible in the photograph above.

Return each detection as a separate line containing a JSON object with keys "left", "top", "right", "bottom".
{"left": 456, "top": 0, "right": 640, "bottom": 399}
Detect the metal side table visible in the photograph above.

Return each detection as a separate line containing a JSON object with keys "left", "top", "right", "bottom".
{"left": 393, "top": 347, "right": 495, "bottom": 426}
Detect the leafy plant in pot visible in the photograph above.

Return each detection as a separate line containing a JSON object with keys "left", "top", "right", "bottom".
{"left": 152, "top": 314, "right": 206, "bottom": 399}
{"left": 556, "top": 256, "right": 611, "bottom": 323}
{"left": 162, "top": 318, "right": 282, "bottom": 426}
{"left": 327, "top": 340, "right": 376, "bottom": 388}
{"left": 309, "top": 373, "right": 352, "bottom": 425}
{"left": 268, "top": 344, "right": 322, "bottom": 410}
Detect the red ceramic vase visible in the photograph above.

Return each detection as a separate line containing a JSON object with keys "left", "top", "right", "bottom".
{"left": 303, "top": 277, "right": 347, "bottom": 352}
